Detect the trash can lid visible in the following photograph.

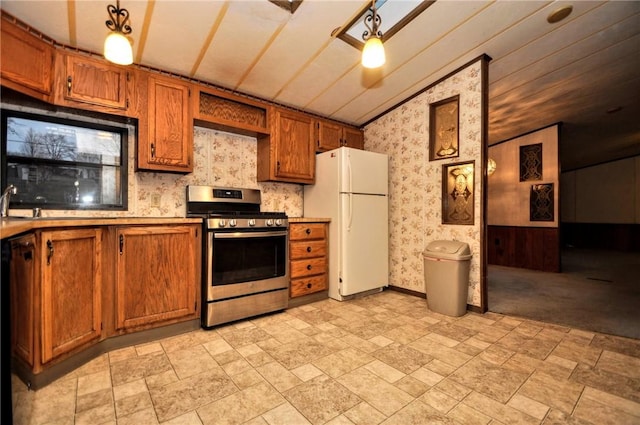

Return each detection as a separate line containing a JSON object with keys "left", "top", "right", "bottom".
{"left": 423, "top": 240, "right": 472, "bottom": 260}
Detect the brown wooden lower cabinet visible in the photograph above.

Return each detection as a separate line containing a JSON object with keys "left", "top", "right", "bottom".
{"left": 115, "top": 225, "right": 199, "bottom": 331}
{"left": 10, "top": 228, "right": 102, "bottom": 373}
{"left": 289, "top": 222, "right": 328, "bottom": 300}
{"left": 9, "top": 234, "right": 37, "bottom": 368}
{"left": 40, "top": 229, "right": 102, "bottom": 364}
{"left": 8, "top": 223, "right": 201, "bottom": 382}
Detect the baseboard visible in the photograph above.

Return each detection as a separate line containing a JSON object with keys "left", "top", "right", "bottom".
{"left": 388, "top": 285, "right": 483, "bottom": 314}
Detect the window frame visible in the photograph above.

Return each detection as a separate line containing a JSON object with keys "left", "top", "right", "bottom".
{"left": 1, "top": 109, "right": 128, "bottom": 211}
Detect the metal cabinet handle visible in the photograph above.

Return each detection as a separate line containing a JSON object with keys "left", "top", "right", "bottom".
{"left": 151, "top": 143, "right": 156, "bottom": 158}
{"left": 306, "top": 264, "right": 312, "bottom": 270}
{"left": 305, "top": 228, "right": 311, "bottom": 235}
{"left": 46, "top": 240, "right": 54, "bottom": 265}
{"left": 306, "top": 282, "right": 312, "bottom": 289}
{"left": 67, "top": 76, "right": 72, "bottom": 95}
{"left": 306, "top": 246, "right": 312, "bottom": 253}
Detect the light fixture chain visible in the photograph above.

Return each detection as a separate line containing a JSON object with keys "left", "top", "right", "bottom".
{"left": 362, "top": 2, "right": 382, "bottom": 41}
{"left": 106, "top": 1, "right": 132, "bottom": 35}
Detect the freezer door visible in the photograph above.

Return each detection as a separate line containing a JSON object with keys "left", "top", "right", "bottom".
{"left": 339, "top": 148, "right": 388, "bottom": 195}
{"left": 339, "top": 193, "right": 389, "bottom": 296}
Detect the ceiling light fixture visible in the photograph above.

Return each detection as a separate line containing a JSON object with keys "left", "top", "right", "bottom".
{"left": 361, "top": 0, "right": 385, "bottom": 69}
{"left": 104, "top": 0, "right": 133, "bottom": 65}
{"left": 547, "top": 5, "right": 573, "bottom": 24}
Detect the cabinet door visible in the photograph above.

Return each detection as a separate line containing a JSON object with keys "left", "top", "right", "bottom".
{"left": 62, "top": 54, "right": 128, "bottom": 110}
{"left": 343, "top": 127, "right": 364, "bottom": 150}
{"left": 40, "top": 229, "right": 102, "bottom": 364}
{"left": 116, "top": 225, "right": 198, "bottom": 330}
{"left": 0, "top": 20, "right": 53, "bottom": 99}
{"left": 10, "top": 234, "right": 37, "bottom": 367}
{"left": 315, "top": 120, "right": 342, "bottom": 152}
{"left": 144, "top": 75, "right": 193, "bottom": 172}
{"left": 271, "top": 109, "right": 315, "bottom": 183}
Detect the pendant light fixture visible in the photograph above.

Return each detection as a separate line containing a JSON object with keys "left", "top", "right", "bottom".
{"left": 104, "top": 0, "right": 133, "bottom": 65}
{"left": 361, "top": 0, "right": 385, "bottom": 68}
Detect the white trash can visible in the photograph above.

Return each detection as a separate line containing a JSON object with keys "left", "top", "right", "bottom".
{"left": 423, "top": 240, "right": 472, "bottom": 317}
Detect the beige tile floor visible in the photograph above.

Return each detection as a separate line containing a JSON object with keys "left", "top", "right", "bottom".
{"left": 11, "top": 290, "right": 640, "bottom": 425}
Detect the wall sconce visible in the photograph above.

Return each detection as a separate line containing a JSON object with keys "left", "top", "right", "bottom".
{"left": 488, "top": 158, "right": 497, "bottom": 176}
{"left": 361, "top": 0, "right": 385, "bottom": 68}
{"left": 104, "top": 0, "right": 133, "bottom": 65}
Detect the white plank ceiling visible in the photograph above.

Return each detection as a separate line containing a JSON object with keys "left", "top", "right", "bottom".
{"left": 2, "top": 0, "right": 639, "bottom": 170}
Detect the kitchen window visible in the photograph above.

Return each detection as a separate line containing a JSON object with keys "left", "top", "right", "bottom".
{"left": 1, "top": 110, "right": 128, "bottom": 210}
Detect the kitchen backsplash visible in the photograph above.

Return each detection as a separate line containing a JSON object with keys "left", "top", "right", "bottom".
{"left": 9, "top": 122, "right": 303, "bottom": 218}
{"left": 135, "top": 127, "right": 303, "bottom": 217}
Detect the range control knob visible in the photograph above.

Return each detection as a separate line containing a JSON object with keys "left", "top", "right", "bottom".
{"left": 248, "top": 218, "right": 256, "bottom": 227}
{"left": 275, "top": 219, "right": 283, "bottom": 226}
{"left": 229, "top": 219, "right": 237, "bottom": 227}
{"left": 266, "top": 219, "right": 274, "bottom": 226}
{"left": 218, "top": 219, "right": 226, "bottom": 228}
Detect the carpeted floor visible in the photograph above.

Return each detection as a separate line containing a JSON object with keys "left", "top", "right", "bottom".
{"left": 488, "top": 248, "right": 640, "bottom": 340}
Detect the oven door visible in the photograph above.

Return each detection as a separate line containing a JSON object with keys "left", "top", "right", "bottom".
{"left": 207, "top": 229, "right": 288, "bottom": 300}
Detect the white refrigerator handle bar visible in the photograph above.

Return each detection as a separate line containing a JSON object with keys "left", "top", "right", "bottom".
{"left": 347, "top": 154, "right": 353, "bottom": 231}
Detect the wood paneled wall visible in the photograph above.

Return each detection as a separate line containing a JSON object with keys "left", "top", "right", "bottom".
{"left": 562, "top": 223, "right": 640, "bottom": 252}
{"left": 488, "top": 226, "right": 560, "bottom": 272}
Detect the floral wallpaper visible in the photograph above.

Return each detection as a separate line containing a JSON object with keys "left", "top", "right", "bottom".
{"left": 364, "top": 61, "right": 484, "bottom": 307}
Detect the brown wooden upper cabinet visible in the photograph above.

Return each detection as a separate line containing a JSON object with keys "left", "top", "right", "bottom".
{"left": 258, "top": 108, "right": 315, "bottom": 184}
{"left": 137, "top": 73, "right": 193, "bottom": 173}
{"left": 315, "top": 119, "right": 364, "bottom": 152}
{"left": 0, "top": 18, "right": 54, "bottom": 102}
{"left": 54, "top": 53, "right": 130, "bottom": 114}
{"left": 193, "top": 86, "right": 270, "bottom": 137}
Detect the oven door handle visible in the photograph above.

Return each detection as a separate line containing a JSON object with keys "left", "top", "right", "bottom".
{"left": 213, "top": 230, "right": 288, "bottom": 239}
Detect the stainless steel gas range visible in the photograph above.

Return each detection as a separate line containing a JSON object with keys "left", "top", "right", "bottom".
{"left": 186, "top": 185, "right": 289, "bottom": 328}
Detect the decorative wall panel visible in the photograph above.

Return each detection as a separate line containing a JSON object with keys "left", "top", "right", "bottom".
{"left": 530, "top": 183, "right": 554, "bottom": 221}
{"left": 519, "top": 143, "right": 543, "bottom": 181}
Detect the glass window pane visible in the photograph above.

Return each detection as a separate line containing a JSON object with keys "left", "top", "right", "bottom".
{"left": 2, "top": 110, "right": 127, "bottom": 211}
{"left": 6, "top": 117, "right": 121, "bottom": 165}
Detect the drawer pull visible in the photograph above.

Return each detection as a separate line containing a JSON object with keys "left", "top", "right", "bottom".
{"left": 306, "top": 264, "right": 312, "bottom": 270}
{"left": 306, "top": 283, "right": 312, "bottom": 289}
{"left": 305, "top": 228, "right": 311, "bottom": 235}
{"left": 306, "top": 246, "right": 312, "bottom": 253}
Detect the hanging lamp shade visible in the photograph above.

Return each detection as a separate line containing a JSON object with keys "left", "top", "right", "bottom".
{"left": 104, "top": 31, "right": 133, "bottom": 65}
{"left": 362, "top": 36, "right": 385, "bottom": 68}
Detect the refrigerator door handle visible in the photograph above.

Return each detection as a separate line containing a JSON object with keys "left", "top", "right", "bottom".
{"left": 347, "top": 153, "right": 353, "bottom": 193}
{"left": 347, "top": 193, "right": 353, "bottom": 232}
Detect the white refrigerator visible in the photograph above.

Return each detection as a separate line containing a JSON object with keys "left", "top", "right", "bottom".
{"left": 303, "top": 147, "right": 389, "bottom": 301}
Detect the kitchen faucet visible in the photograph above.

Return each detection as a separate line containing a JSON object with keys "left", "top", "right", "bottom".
{"left": 1, "top": 184, "right": 17, "bottom": 217}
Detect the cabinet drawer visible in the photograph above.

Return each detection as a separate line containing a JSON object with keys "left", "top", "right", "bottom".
{"left": 290, "top": 223, "right": 326, "bottom": 241}
{"left": 290, "top": 257, "right": 326, "bottom": 278}
{"left": 290, "top": 275, "right": 327, "bottom": 297}
{"left": 290, "top": 240, "right": 327, "bottom": 260}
